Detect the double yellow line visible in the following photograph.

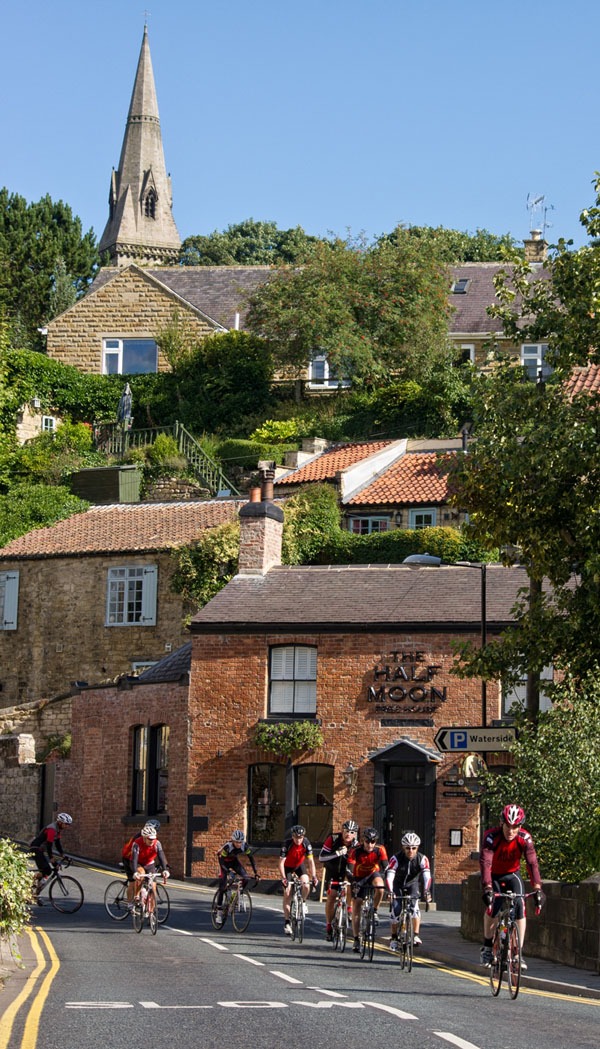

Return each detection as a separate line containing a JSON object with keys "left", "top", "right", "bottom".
{"left": 0, "top": 927, "right": 60, "bottom": 1049}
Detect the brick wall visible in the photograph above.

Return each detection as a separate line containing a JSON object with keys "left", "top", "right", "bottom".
{"left": 46, "top": 267, "right": 215, "bottom": 374}
{"left": 0, "top": 552, "right": 190, "bottom": 708}
{"left": 187, "top": 629, "right": 494, "bottom": 890}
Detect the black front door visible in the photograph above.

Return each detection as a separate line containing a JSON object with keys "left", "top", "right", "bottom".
{"left": 382, "top": 765, "right": 436, "bottom": 877}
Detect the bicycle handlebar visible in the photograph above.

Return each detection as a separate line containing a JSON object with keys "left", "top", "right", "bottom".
{"left": 486, "top": 889, "right": 542, "bottom": 917}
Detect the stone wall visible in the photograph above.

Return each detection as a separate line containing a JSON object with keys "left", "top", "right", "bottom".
{"left": 46, "top": 267, "right": 215, "bottom": 374}
{"left": 461, "top": 872, "right": 600, "bottom": 972}
{"left": 0, "top": 551, "right": 190, "bottom": 708}
{"left": 143, "top": 477, "right": 210, "bottom": 502}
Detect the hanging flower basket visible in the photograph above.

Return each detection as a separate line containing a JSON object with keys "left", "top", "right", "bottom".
{"left": 252, "top": 721, "right": 324, "bottom": 758}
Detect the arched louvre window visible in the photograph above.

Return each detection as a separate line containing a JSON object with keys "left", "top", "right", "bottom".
{"left": 131, "top": 724, "right": 169, "bottom": 817}
{"left": 144, "top": 191, "right": 157, "bottom": 219}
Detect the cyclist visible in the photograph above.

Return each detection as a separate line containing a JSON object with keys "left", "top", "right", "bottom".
{"left": 214, "top": 829, "right": 259, "bottom": 926}
{"left": 385, "top": 831, "right": 432, "bottom": 950}
{"left": 347, "top": 826, "right": 388, "bottom": 953}
{"left": 319, "top": 819, "right": 359, "bottom": 941}
{"left": 279, "top": 824, "right": 318, "bottom": 936}
{"left": 131, "top": 823, "right": 169, "bottom": 909}
{"left": 30, "top": 812, "right": 73, "bottom": 897}
{"left": 480, "top": 803, "right": 543, "bottom": 971}
{"left": 122, "top": 818, "right": 161, "bottom": 907}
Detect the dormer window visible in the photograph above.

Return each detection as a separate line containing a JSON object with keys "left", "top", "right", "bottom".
{"left": 451, "top": 278, "right": 470, "bottom": 294}
{"left": 144, "top": 191, "right": 157, "bottom": 219}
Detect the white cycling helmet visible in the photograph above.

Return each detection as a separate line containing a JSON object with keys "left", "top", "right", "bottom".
{"left": 141, "top": 823, "right": 157, "bottom": 839}
{"left": 57, "top": 812, "right": 73, "bottom": 825}
{"left": 401, "top": 831, "right": 421, "bottom": 848}
{"left": 231, "top": 829, "right": 245, "bottom": 843}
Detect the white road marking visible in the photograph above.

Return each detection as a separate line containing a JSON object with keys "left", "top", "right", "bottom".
{"left": 200, "top": 937, "right": 229, "bottom": 951}
{"left": 307, "top": 987, "right": 348, "bottom": 998}
{"left": 293, "top": 1001, "right": 365, "bottom": 1009}
{"left": 433, "top": 1033, "right": 483, "bottom": 1049}
{"left": 362, "top": 1001, "right": 418, "bottom": 1020}
{"left": 269, "top": 970, "right": 304, "bottom": 984}
{"left": 140, "top": 1001, "right": 212, "bottom": 1010}
{"left": 219, "top": 1001, "right": 288, "bottom": 1009}
{"left": 65, "top": 1002, "right": 133, "bottom": 1009}
{"left": 233, "top": 954, "right": 265, "bottom": 967}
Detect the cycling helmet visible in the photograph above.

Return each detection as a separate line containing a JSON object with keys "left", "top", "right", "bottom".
{"left": 57, "top": 813, "right": 73, "bottom": 825}
{"left": 291, "top": 824, "right": 306, "bottom": 836}
{"left": 342, "top": 819, "right": 359, "bottom": 833}
{"left": 502, "top": 804, "right": 525, "bottom": 827}
{"left": 231, "top": 829, "right": 245, "bottom": 843}
{"left": 363, "top": 827, "right": 378, "bottom": 842}
{"left": 146, "top": 818, "right": 161, "bottom": 829}
{"left": 141, "top": 823, "right": 157, "bottom": 839}
{"left": 401, "top": 831, "right": 421, "bottom": 848}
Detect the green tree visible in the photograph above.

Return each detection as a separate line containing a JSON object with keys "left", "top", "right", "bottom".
{"left": 0, "top": 189, "right": 99, "bottom": 350}
{"left": 175, "top": 331, "right": 274, "bottom": 432}
{"left": 382, "top": 224, "right": 521, "bottom": 262}
{"left": 0, "top": 483, "right": 89, "bottom": 545}
{"left": 482, "top": 669, "right": 600, "bottom": 881}
{"left": 246, "top": 231, "right": 452, "bottom": 386}
{"left": 0, "top": 837, "right": 32, "bottom": 940}
{"left": 179, "top": 219, "right": 322, "bottom": 266}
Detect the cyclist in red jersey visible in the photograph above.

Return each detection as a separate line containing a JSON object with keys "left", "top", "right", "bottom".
{"left": 347, "top": 827, "right": 388, "bottom": 953}
{"left": 131, "top": 823, "right": 169, "bottom": 908}
{"left": 279, "top": 824, "right": 318, "bottom": 936}
{"left": 479, "top": 803, "right": 543, "bottom": 971}
{"left": 30, "top": 812, "right": 72, "bottom": 896}
{"left": 319, "top": 819, "right": 359, "bottom": 941}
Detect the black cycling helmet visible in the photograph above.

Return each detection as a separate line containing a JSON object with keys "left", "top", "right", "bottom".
{"left": 362, "top": 826, "right": 378, "bottom": 842}
{"left": 342, "top": 819, "right": 359, "bottom": 833}
{"left": 291, "top": 824, "right": 306, "bottom": 836}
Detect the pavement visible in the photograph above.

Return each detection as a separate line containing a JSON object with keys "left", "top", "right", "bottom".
{"left": 395, "top": 909, "right": 600, "bottom": 1000}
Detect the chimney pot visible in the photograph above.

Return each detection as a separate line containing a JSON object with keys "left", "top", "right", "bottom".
{"left": 249, "top": 486, "right": 261, "bottom": 503}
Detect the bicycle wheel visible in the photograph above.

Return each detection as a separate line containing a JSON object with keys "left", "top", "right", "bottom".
{"left": 232, "top": 889, "right": 252, "bottom": 932}
{"left": 49, "top": 874, "right": 84, "bottom": 914}
{"left": 335, "top": 901, "right": 348, "bottom": 952}
{"left": 405, "top": 912, "right": 414, "bottom": 973}
{"left": 399, "top": 915, "right": 408, "bottom": 970}
{"left": 155, "top": 883, "right": 170, "bottom": 924}
{"left": 148, "top": 897, "right": 158, "bottom": 936}
{"left": 366, "top": 907, "right": 375, "bottom": 962}
{"left": 211, "top": 890, "right": 230, "bottom": 930}
{"left": 104, "top": 879, "right": 130, "bottom": 921}
{"left": 359, "top": 901, "right": 371, "bottom": 960}
{"left": 489, "top": 928, "right": 504, "bottom": 996}
{"left": 132, "top": 902, "right": 144, "bottom": 933}
{"left": 507, "top": 923, "right": 522, "bottom": 999}
{"left": 296, "top": 893, "right": 305, "bottom": 943}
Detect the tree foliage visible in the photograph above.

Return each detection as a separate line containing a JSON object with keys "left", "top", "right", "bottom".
{"left": 246, "top": 231, "right": 452, "bottom": 385}
{"left": 0, "top": 837, "right": 33, "bottom": 940}
{"left": 0, "top": 189, "right": 99, "bottom": 350}
{"left": 482, "top": 669, "right": 600, "bottom": 881}
{"left": 382, "top": 224, "right": 521, "bottom": 263}
{"left": 179, "top": 219, "right": 321, "bottom": 266}
{"left": 175, "top": 331, "right": 274, "bottom": 432}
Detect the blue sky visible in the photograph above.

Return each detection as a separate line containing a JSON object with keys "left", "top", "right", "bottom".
{"left": 2, "top": 1, "right": 598, "bottom": 250}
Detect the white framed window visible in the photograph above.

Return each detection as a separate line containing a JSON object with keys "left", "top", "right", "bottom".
{"left": 521, "top": 343, "right": 551, "bottom": 382}
{"left": 451, "top": 278, "right": 470, "bottom": 294}
{"left": 409, "top": 508, "right": 437, "bottom": 529}
{"left": 131, "top": 660, "right": 159, "bottom": 676}
{"left": 458, "top": 343, "right": 475, "bottom": 365}
{"left": 102, "top": 338, "right": 158, "bottom": 375}
{"left": 269, "top": 645, "right": 317, "bottom": 716}
{"left": 106, "top": 565, "right": 158, "bottom": 626}
{"left": 308, "top": 354, "right": 351, "bottom": 390}
{"left": 41, "top": 416, "right": 57, "bottom": 433}
{"left": 0, "top": 571, "right": 19, "bottom": 630}
{"left": 347, "top": 515, "right": 391, "bottom": 535}
{"left": 503, "top": 665, "right": 553, "bottom": 716}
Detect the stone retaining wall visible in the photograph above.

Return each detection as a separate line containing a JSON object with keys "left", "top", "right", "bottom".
{"left": 461, "top": 871, "right": 600, "bottom": 972}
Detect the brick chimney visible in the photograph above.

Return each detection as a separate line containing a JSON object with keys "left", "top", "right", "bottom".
{"left": 238, "top": 469, "right": 284, "bottom": 575}
{"left": 523, "top": 229, "right": 547, "bottom": 264}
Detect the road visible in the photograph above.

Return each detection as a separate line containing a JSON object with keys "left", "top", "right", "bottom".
{"left": 3, "top": 864, "right": 600, "bottom": 1049}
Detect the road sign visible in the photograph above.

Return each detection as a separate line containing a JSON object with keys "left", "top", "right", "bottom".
{"left": 434, "top": 727, "right": 516, "bottom": 752}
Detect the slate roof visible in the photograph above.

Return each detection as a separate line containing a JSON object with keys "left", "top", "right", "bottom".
{"left": 190, "top": 564, "right": 528, "bottom": 634}
{"left": 137, "top": 642, "right": 192, "bottom": 683}
{"left": 0, "top": 500, "right": 244, "bottom": 560}
{"left": 89, "top": 265, "right": 273, "bottom": 330}
{"left": 346, "top": 452, "right": 451, "bottom": 507}
{"left": 568, "top": 363, "right": 600, "bottom": 397}
{"left": 275, "top": 440, "right": 396, "bottom": 486}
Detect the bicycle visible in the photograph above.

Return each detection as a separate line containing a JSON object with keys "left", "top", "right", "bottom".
{"left": 34, "top": 858, "right": 84, "bottom": 914}
{"left": 331, "top": 880, "right": 350, "bottom": 952}
{"left": 210, "top": 871, "right": 253, "bottom": 933}
{"left": 358, "top": 884, "right": 376, "bottom": 961}
{"left": 104, "top": 865, "right": 170, "bottom": 924}
{"left": 392, "top": 892, "right": 417, "bottom": 972}
{"left": 288, "top": 873, "right": 307, "bottom": 943}
{"left": 488, "top": 890, "right": 540, "bottom": 999}
{"left": 132, "top": 871, "right": 165, "bottom": 934}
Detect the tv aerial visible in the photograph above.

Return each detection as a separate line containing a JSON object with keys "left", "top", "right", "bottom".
{"left": 526, "top": 193, "right": 554, "bottom": 239}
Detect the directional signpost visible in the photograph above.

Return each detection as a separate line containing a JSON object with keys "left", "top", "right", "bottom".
{"left": 434, "top": 726, "right": 516, "bottom": 753}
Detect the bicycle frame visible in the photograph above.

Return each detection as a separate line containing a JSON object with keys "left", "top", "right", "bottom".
{"left": 35, "top": 859, "right": 84, "bottom": 914}
{"left": 358, "top": 884, "right": 376, "bottom": 961}
{"left": 393, "top": 893, "right": 416, "bottom": 972}
{"left": 488, "top": 890, "right": 538, "bottom": 999}
{"left": 332, "top": 880, "right": 350, "bottom": 952}
{"left": 133, "top": 872, "right": 160, "bottom": 934}
{"left": 289, "top": 874, "right": 305, "bottom": 943}
{"left": 210, "top": 872, "right": 254, "bottom": 932}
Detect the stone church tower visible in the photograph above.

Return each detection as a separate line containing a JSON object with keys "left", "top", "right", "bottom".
{"left": 99, "top": 26, "right": 181, "bottom": 266}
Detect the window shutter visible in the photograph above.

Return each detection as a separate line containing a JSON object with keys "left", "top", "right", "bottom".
{"left": 294, "top": 646, "right": 317, "bottom": 680}
{"left": 1, "top": 571, "right": 19, "bottom": 630}
{"left": 271, "top": 646, "right": 295, "bottom": 680}
{"left": 141, "top": 565, "right": 158, "bottom": 625}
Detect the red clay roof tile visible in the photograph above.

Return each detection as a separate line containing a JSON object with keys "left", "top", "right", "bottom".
{"left": 276, "top": 440, "right": 395, "bottom": 485}
{"left": 346, "top": 452, "right": 451, "bottom": 506}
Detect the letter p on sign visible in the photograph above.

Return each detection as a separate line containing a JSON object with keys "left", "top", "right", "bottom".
{"left": 450, "top": 731, "right": 468, "bottom": 749}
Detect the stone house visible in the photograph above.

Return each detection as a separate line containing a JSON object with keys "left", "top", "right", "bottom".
{"left": 53, "top": 480, "right": 530, "bottom": 905}
{"left": 274, "top": 436, "right": 468, "bottom": 533}
{"left": 0, "top": 499, "right": 243, "bottom": 709}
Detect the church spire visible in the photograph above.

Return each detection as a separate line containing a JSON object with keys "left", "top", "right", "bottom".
{"left": 98, "top": 26, "right": 181, "bottom": 266}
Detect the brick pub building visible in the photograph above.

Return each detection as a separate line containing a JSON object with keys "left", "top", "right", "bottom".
{"left": 59, "top": 481, "right": 525, "bottom": 907}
